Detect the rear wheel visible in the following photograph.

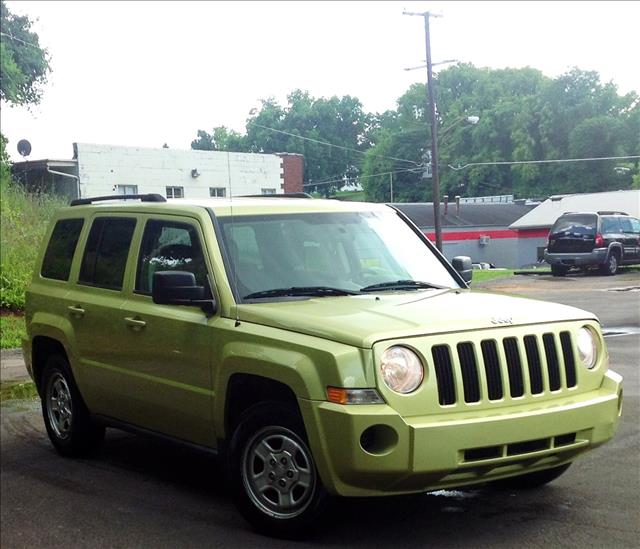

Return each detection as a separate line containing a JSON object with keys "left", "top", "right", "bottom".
{"left": 491, "top": 463, "right": 572, "bottom": 490}
{"left": 228, "top": 402, "right": 329, "bottom": 538}
{"left": 600, "top": 251, "right": 619, "bottom": 275}
{"left": 551, "top": 264, "right": 568, "bottom": 277}
{"left": 41, "top": 355, "right": 105, "bottom": 457}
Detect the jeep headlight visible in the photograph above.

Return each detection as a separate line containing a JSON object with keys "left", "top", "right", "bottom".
{"left": 576, "top": 326, "right": 598, "bottom": 369}
{"left": 380, "top": 346, "right": 424, "bottom": 394}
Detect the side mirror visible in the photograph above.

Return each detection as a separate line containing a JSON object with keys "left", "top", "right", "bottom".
{"left": 152, "top": 271, "right": 216, "bottom": 314}
{"left": 452, "top": 256, "right": 473, "bottom": 284}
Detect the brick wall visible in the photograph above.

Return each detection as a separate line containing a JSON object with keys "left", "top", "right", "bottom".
{"left": 278, "top": 153, "right": 304, "bottom": 193}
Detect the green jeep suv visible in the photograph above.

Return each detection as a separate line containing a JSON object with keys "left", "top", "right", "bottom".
{"left": 23, "top": 194, "right": 622, "bottom": 537}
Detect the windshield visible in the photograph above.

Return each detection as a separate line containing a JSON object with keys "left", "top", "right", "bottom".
{"left": 217, "top": 210, "right": 459, "bottom": 300}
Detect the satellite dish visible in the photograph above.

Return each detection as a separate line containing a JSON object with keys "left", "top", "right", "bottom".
{"left": 17, "top": 139, "right": 32, "bottom": 158}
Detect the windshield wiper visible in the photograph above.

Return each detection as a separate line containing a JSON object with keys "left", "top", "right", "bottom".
{"left": 360, "top": 280, "right": 446, "bottom": 293}
{"left": 243, "top": 286, "right": 360, "bottom": 300}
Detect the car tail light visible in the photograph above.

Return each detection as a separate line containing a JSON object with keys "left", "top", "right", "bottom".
{"left": 595, "top": 233, "right": 605, "bottom": 247}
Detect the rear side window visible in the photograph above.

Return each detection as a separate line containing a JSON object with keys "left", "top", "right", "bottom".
{"left": 79, "top": 218, "right": 136, "bottom": 290}
{"left": 601, "top": 217, "right": 621, "bottom": 233}
{"left": 550, "top": 214, "right": 597, "bottom": 236}
{"left": 41, "top": 219, "right": 85, "bottom": 281}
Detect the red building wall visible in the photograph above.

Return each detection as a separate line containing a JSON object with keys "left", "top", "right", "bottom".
{"left": 278, "top": 153, "right": 304, "bottom": 194}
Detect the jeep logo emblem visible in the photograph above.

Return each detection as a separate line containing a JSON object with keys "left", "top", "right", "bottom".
{"left": 491, "top": 316, "right": 513, "bottom": 325}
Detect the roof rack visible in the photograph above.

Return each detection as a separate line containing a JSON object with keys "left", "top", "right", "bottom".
{"left": 70, "top": 194, "right": 167, "bottom": 206}
{"left": 597, "top": 211, "right": 628, "bottom": 216}
{"left": 238, "top": 192, "right": 313, "bottom": 199}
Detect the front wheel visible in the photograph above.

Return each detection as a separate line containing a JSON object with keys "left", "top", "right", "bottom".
{"left": 491, "top": 463, "right": 572, "bottom": 490}
{"left": 228, "top": 402, "right": 329, "bottom": 538}
{"left": 41, "top": 355, "right": 105, "bottom": 457}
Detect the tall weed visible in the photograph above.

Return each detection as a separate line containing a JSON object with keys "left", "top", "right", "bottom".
{"left": 1, "top": 174, "right": 67, "bottom": 310}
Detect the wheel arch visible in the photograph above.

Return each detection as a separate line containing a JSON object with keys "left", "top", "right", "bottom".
{"left": 607, "top": 242, "right": 623, "bottom": 259}
{"left": 223, "top": 373, "right": 301, "bottom": 440}
{"left": 31, "top": 334, "right": 71, "bottom": 392}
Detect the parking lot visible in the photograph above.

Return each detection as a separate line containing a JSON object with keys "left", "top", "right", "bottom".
{"left": 1, "top": 271, "right": 638, "bottom": 548}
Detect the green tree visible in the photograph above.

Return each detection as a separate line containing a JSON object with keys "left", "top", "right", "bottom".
{"left": 243, "top": 90, "right": 373, "bottom": 194}
{"left": 191, "top": 127, "right": 246, "bottom": 152}
{"left": 0, "top": 0, "right": 50, "bottom": 106}
{"left": 363, "top": 64, "right": 638, "bottom": 202}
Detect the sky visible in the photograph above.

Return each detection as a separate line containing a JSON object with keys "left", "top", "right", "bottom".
{"left": 2, "top": 1, "right": 639, "bottom": 162}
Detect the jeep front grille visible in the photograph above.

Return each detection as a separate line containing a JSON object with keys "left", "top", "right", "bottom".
{"left": 432, "top": 332, "right": 577, "bottom": 405}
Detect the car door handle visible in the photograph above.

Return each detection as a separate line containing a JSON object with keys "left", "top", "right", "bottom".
{"left": 124, "top": 317, "right": 146, "bottom": 329}
{"left": 67, "top": 305, "right": 85, "bottom": 317}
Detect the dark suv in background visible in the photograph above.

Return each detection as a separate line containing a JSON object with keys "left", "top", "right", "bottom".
{"left": 544, "top": 211, "right": 640, "bottom": 276}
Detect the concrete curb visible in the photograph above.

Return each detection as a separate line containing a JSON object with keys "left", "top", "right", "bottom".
{"left": 0, "top": 348, "right": 30, "bottom": 383}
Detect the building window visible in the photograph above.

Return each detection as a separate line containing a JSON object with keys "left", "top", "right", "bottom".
{"left": 117, "top": 185, "right": 138, "bottom": 195}
{"left": 166, "top": 186, "right": 184, "bottom": 199}
{"left": 261, "top": 188, "right": 276, "bottom": 195}
{"left": 209, "top": 187, "right": 226, "bottom": 197}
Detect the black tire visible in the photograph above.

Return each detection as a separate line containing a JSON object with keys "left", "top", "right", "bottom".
{"left": 551, "top": 264, "right": 568, "bottom": 277}
{"left": 41, "top": 354, "right": 105, "bottom": 457}
{"left": 491, "top": 463, "right": 571, "bottom": 490}
{"left": 228, "top": 402, "right": 329, "bottom": 538}
{"left": 600, "top": 251, "right": 619, "bottom": 276}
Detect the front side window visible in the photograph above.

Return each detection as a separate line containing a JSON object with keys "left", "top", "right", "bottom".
{"left": 136, "top": 220, "right": 207, "bottom": 294}
{"left": 218, "top": 210, "right": 459, "bottom": 300}
{"left": 619, "top": 217, "right": 637, "bottom": 233}
{"left": 79, "top": 218, "right": 136, "bottom": 290}
{"left": 166, "top": 186, "right": 184, "bottom": 199}
{"left": 41, "top": 218, "right": 85, "bottom": 281}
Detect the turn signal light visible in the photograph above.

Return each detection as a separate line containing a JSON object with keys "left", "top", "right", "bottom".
{"left": 326, "top": 387, "right": 384, "bottom": 405}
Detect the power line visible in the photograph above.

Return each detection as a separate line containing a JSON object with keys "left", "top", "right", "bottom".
{"left": 303, "top": 167, "right": 420, "bottom": 188}
{"left": 448, "top": 155, "right": 640, "bottom": 171}
{"left": 249, "top": 122, "right": 420, "bottom": 166}
{"left": 0, "top": 31, "right": 43, "bottom": 51}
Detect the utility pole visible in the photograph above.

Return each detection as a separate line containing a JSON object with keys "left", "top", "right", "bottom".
{"left": 403, "top": 10, "right": 443, "bottom": 251}
{"left": 389, "top": 172, "right": 394, "bottom": 202}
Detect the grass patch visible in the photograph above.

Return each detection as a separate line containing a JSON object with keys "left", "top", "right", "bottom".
{"left": 0, "top": 380, "right": 38, "bottom": 402}
{"left": 1, "top": 313, "right": 26, "bottom": 349}
{"left": 471, "top": 269, "right": 516, "bottom": 283}
{"left": 331, "top": 190, "right": 366, "bottom": 201}
{"left": 0, "top": 171, "right": 67, "bottom": 311}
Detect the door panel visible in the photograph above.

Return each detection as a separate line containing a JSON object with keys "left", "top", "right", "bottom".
{"left": 65, "top": 216, "right": 138, "bottom": 415}
{"left": 118, "top": 296, "right": 216, "bottom": 446}
{"left": 116, "top": 216, "right": 217, "bottom": 447}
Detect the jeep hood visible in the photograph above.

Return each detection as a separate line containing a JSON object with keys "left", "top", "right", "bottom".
{"left": 235, "top": 289, "right": 597, "bottom": 348}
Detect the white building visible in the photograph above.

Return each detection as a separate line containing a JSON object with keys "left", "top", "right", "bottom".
{"left": 11, "top": 143, "right": 304, "bottom": 200}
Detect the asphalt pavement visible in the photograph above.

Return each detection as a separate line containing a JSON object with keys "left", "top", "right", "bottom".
{"left": 1, "top": 270, "right": 638, "bottom": 548}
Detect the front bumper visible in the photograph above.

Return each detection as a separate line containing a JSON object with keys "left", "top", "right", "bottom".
{"left": 299, "top": 370, "right": 622, "bottom": 497}
{"left": 544, "top": 248, "right": 607, "bottom": 267}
